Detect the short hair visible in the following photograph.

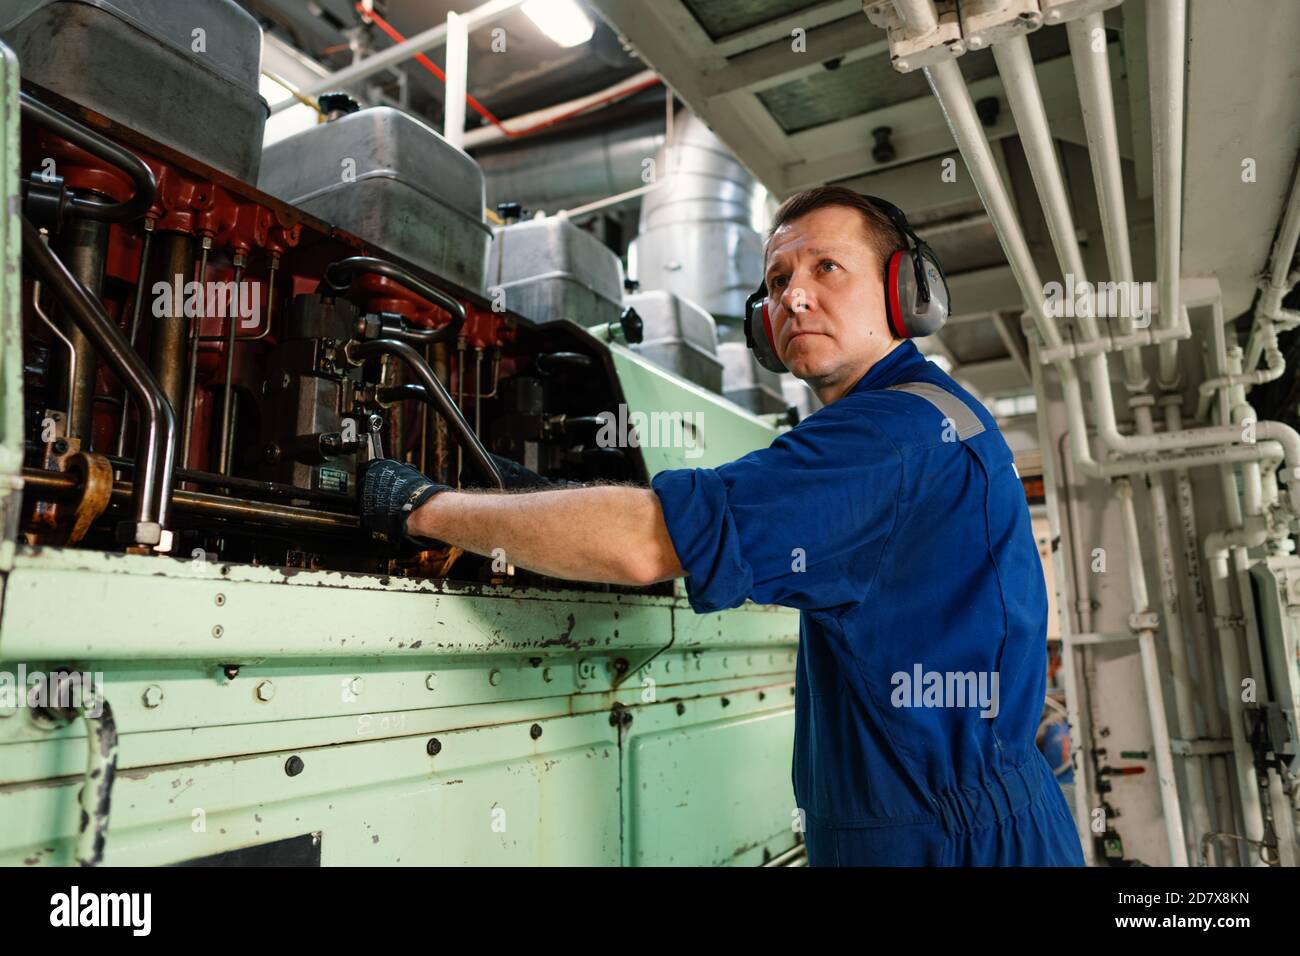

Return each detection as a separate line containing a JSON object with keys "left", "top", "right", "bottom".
{"left": 765, "top": 185, "right": 907, "bottom": 280}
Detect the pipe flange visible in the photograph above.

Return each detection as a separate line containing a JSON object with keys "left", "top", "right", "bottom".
{"left": 1127, "top": 393, "right": 1156, "bottom": 409}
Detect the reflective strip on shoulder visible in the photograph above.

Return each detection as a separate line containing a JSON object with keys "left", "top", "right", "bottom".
{"left": 885, "top": 381, "right": 985, "bottom": 440}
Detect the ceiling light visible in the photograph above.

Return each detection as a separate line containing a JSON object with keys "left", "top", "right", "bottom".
{"left": 522, "top": 0, "right": 595, "bottom": 48}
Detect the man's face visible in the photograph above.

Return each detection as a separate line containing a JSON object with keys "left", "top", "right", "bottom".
{"left": 763, "top": 204, "right": 898, "bottom": 394}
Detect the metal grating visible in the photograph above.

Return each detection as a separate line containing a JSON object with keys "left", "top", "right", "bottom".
{"left": 682, "top": 0, "right": 829, "bottom": 41}
{"left": 757, "top": 26, "right": 1071, "bottom": 134}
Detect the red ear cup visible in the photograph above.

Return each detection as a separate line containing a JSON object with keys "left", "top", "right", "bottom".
{"left": 762, "top": 302, "right": 777, "bottom": 353}
{"left": 885, "top": 248, "right": 909, "bottom": 338}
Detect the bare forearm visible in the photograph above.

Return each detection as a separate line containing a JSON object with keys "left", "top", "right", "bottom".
{"left": 406, "top": 485, "right": 685, "bottom": 586}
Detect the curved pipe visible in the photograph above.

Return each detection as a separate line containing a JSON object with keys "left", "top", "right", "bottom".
{"left": 74, "top": 685, "right": 117, "bottom": 867}
{"left": 348, "top": 338, "right": 503, "bottom": 490}
{"left": 19, "top": 92, "right": 157, "bottom": 223}
{"left": 22, "top": 216, "right": 176, "bottom": 544}
{"left": 325, "top": 257, "right": 466, "bottom": 344}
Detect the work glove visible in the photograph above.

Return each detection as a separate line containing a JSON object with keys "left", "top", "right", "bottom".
{"left": 359, "top": 458, "right": 450, "bottom": 546}
{"left": 487, "top": 451, "right": 578, "bottom": 490}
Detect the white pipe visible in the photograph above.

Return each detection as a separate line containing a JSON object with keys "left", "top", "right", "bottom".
{"left": 993, "top": 36, "right": 1100, "bottom": 343}
{"left": 924, "top": 59, "right": 1300, "bottom": 498}
{"left": 893, "top": 0, "right": 939, "bottom": 37}
{"left": 1037, "top": 307, "right": 1189, "bottom": 363}
{"left": 1147, "top": 0, "right": 1188, "bottom": 389}
{"left": 444, "top": 10, "right": 468, "bottom": 150}
{"left": 1115, "top": 477, "right": 1189, "bottom": 865}
{"left": 1204, "top": 532, "right": 1268, "bottom": 860}
{"left": 1133, "top": 398, "right": 1211, "bottom": 861}
{"left": 461, "top": 69, "right": 658, "bottom": 149}
{"left": 1066, "top": 13, "right": 1147, "bottom": 391}
{"left": 1164, "top": 398, "right": 1237, "bottom": 864}
{"left": 1198, "top": 318, "right": 1284, "bottom": 420}
{"left": 1039, "top": 383, "right": 1098, "bottom": 862}
{"left": 269, "top": 0, "right": 524, "bottom": 114}
{"left": 1207, "top": 333, "right": 1271, "bottom": 864}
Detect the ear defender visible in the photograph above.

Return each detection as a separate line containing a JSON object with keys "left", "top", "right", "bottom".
{"left": 745, "top": 283, "right": 787, "bottom": 374}
{"left": 748, "top": 195, "right": 951, "bottom": 374}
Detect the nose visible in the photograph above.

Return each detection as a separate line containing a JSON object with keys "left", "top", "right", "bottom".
{"left": 778, "top": 267, "right": 816, "bottom": 315}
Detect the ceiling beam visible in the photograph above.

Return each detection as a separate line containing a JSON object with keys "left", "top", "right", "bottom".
{"left": 712, "top": 0, "right": 866, "bottom": 57}
{"left": 700, "top": 20, "right": 887, "bottom": 99}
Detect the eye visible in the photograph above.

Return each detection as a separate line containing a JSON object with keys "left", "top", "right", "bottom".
{"left": 818, "top": 259, "right": 840, "bottom": 274}
{"left": 770, "top": 275, "right": 789, "bottom": 290}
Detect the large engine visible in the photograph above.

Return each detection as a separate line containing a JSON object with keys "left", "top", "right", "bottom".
{"left": 12, "top": 0, "right": 650, "bottom": 588}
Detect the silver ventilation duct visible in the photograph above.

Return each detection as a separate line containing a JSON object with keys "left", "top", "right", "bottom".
{"left": 632, "top": 110, "right": 766, "bottom": 323}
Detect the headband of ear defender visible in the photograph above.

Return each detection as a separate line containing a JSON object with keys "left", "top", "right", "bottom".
{"left": 744, "top": 194, "right": 950, "bottom": 374}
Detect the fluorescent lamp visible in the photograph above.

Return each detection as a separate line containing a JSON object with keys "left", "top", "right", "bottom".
{"left": 522, "top": 0, "right": 595, "bottom": 48}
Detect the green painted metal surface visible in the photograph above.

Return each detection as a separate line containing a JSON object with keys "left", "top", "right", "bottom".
{"left": 0, "top": 547, "right": 800, "bottom": 864}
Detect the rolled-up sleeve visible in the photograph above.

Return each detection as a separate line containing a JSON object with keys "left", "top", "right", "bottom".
{"left": 651, "top": 408, "right": 902, "bottom": 614}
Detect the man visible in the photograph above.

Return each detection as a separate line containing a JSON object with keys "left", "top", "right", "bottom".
{"left": 361, "top": 186, "right": 1085, "bottom": 867}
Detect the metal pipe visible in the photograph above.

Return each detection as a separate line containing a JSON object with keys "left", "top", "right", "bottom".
{"left": 1165, "top": 397, "right": 1239, "bottom": 863}
{"left": 925, "top": 57, "right": 1300, "bottom": 509}
{"left": 893, "top": 0, "right": 939, "bottom": 37}
{"left": 1066, "top": 13, "right": 1148, "bottom": 389}
{"left": 99, "top": 454, "right": 354, "bottom": 507}
{"left": 347, "top": 338, "right": 503, "bottom": 490}
{"left": 474, "top": 346, "right": 483, "bottom": 439}
{"left": 269, "top": 0, "right": 525, "bottom": 114}
{"left": 23, "top": 468, "right": 357, "bottom": 534}
{"left": 455, "top": 336, "right": 466, "bottom": 485}
{"left": 19, "top": 92, "right": 156, "bottom": 223}
{"left": 181, "top": 239, "right": 211, "bottom": 468}
{"left": 1133, "top": 397, "right": 1211, "bottom": 861}
{"left": 1115, "top": 477, "right": 1189, "bottom": 865}
{"left": 324, "top": 256, "right": 466, "bottom": 340}
{"left": 32, "top": 280, "right": 76, "bottom": 417}
{"left": 217, "top": 261, "right": 245, "bottom": 475}
{"left": 66, "top": 674, "right": 116, "bottom": 867}
{"left": 431, "top": 342, "right": 449, "bottom": 484}
{"left": 23, "top": 217, "right": 176, "bottom": 545}
{"left": 1147, "top": 0, "right": 1188, "bottom": 388}
{"left": 149, "top": 233, "right": 191, "bottom": 425}
{"left": 115, "top": 220, "right": 155, "bottom": 458}
{"left": 57, "top": 216, "right": 108, "bottom": 445}
{"left": 992, "top": 35, "right": 1100, "bottom": 343}
{"left": 444, "top": 9, "right": 467, "bottom": 149}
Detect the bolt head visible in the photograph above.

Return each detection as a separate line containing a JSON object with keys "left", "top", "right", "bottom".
{"left": 214, "top": 593, "right": 226, "bottom": 607}
{"left": 211, "top": 624, "right": 224, "bottom": 638}
{"left": 256, "top": 680, "right": 275, "bottom": 702}
{"left": 348, "top": 677, "right": 364, "bottom": 696}
{"left": 143, "top": 685, "right": 164, "bottom": 708}
{"left": 426, "top": 737, "right": 442, "bottom": 756}
{"left": 488, "top": 668, "right": 502, "bottom": 686}
{"left": 285, "top": 755, "right": 304, "bottom": 776}
{"left": 530, "top": 723, "right": 543, "bottom": 740}
{"left": 425, "top": 673, "right": 438, "bottom": 691}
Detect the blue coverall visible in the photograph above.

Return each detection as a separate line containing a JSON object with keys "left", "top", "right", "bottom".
{"left": 651, "top": 340, "right": 1085, "bottom": 866}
